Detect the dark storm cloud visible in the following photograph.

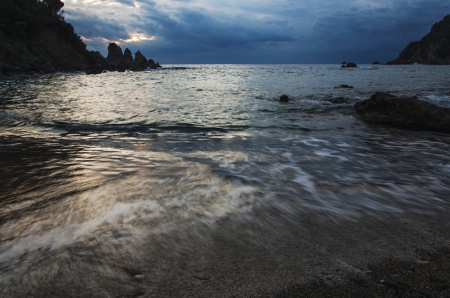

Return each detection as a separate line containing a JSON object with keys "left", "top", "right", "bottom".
{"left": 65, "top": 9, "right": 130, "bottom": 40}
{"left": 136, "top": 7, "right": 293, "bottom": 49}
{"left": 64, "top": 0, "right": 450, "bottom": 63}
{"left": 310, "top": 0, "right": 450, "bottom": 63}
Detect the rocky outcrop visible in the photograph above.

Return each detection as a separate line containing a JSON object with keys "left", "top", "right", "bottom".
{"left": 124, "top": 48, "right": 133, "bottom": 65}
{"left": 388, "top": 14, "right": 450, "bottom": 65}
{"left": 341, "top": 62, "right": 357, "bottom": 68}
{"left": 148, "top": 59, "right": 162, "bottom": 69}
{"left": 355, "top": 92, "right": 450, "bottom": 133}
{"left": 106, "top": 43, "right": 132, "bottom": 70}
{"left": 130, "top": 51, "right": 148, "bottom": 71}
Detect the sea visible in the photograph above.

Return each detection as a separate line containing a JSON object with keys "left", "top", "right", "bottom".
{"left": 1, "top": 64, "right": 450, "bottom": 296}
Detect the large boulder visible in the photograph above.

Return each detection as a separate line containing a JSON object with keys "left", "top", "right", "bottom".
{"left": 130, "top": 51, "right": 148, "bottom": 71}
{"left": 355, "top": 92, "right": 450, "bottom": 133}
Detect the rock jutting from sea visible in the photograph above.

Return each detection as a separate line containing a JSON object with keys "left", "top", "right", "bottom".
{"left": 388, "top": 14, "right": 450, "bottom": 65}
{"left": 86, "top": 43, "right": 162, "bottom": 74}
{"left": 354, "top": 92, "right": 450, "bottom": 133}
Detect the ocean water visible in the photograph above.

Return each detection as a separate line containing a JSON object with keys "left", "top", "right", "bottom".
{"left": 1, "top": 64, "right": 450, "bottom": 296}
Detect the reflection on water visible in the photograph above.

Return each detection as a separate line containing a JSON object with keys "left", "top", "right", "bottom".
{"left": 1, "top": 65, "right": 450, "bottom": 296}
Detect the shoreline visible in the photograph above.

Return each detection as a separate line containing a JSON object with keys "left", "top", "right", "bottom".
{"left": 6, "top": 208, "right": 449, "bottom": 297}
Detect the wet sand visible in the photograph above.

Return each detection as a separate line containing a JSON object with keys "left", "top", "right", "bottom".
{"left": 4, "top": 206, "right": 449, "bottom": 297}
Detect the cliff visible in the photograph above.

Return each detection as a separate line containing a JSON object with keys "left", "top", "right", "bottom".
{"left": 0, "top": 0, "right": 102, "bottom": 75}
{"left": 388, "top": 14, "right": 450, "bottom": 65}
{"left": 0, "top": 0, "right": 162, "bottom": 76}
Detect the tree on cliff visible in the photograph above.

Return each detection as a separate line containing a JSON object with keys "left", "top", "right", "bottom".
{"left": 41, "top": 0, "right": 64, "bottom": 16}
{"left": 0, "top": 0, "right": 94, "bottom": 74}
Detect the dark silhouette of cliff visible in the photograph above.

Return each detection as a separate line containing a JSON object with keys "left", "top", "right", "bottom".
{"left": 388, "top": 14, "right": 450, "bottom": 65}
{"left": 0, "top": 0, "right": 101, "bottom": 75}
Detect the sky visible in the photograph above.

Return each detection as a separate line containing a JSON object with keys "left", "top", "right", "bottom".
{"left": 63, "top": 0, "right": 450, "bottom": 64}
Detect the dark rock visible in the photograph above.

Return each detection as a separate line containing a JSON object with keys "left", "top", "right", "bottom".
{"left": 345, "top": 62, "right": 357, "bottom": 67}
{"left": 335, "top": 84, "right": 353, "bottom": 89}
{"left": 279, "top": 95, "right": 289, "bottom": 102}
{"left": 131, "top": 51, "right": 148, "bottom": 71}
{"left": 373, "top": 61, "right": 381, "bottom": 65}
{"left": 148, "top": 59, "right": 162, "bottom": 69}
{"left": 106, "top": 43, "right": 124, "bottom": 65}
{"left": 86, "top": 64, "right": 104, "bottom": 75}
{"left": 105, "top": 43, "right": 134, "bottom": 70}
{"left": 124, "top": 48, "right": 133, "bottom": 65}
{"left": 354, "top": 92, "right": 450, "bottom": 132}
{"left": 388, "top": 14, "right": 450, "bottom": 65}
{"left": 329, "top": 97, "right": 353, "bottom": 104}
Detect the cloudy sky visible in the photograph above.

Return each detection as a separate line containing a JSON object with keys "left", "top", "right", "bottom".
{"left": 63, "top": 0, "right": 449, "bottom": 64}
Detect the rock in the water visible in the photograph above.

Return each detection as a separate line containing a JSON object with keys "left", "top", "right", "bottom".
{"left": 86, "top": 64, "right": 104, "bottom": 75}
{"left": 373, "top": 61, "right": 381, "bottom": 65}
{"left": 388, "top": 14, "right": 450, "bottom": 65}
{"left": 355, "top": 92, "right": 450, "bottom": 132}
{"left": 335, "top": 84, "right": 353, "bottom": 89}
{"left": 106, "top": 43, "right": 124, "bottom": 66}
{"left": 124, "top": 48, "right": 133, "bottom": 65}
{"left": 342, "top": 62, "right": 357, "bottom": 68}
{"left": 131, "top": 51, "right": 148, "bottom": 71}
{"left": 279, "top": 95, "right": 289, "bottom": 102}
{"left": 329, "top": 97, "right": 353, "bottom": 104}
{"left": 106, "top": 43, "right": 132, "bottom": 70}
{"left": 148, "top": 59, "right": 162, "bottom": 69}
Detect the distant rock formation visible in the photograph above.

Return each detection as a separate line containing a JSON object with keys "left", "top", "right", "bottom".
{"left": 0, "top": 1, "right": 163, "bottom": 75}
{"left": 130, "top": 51, "right": 148, "bottom": 71}
{"left": 388, "top": 14, "right": 450, "bottom": 65}
{"left": 355, "top": 92, "right": 450, "bottom": 133}
{"left": 84, "top": 43, "right": 163, "bottom": 74}
{"left": 341, "top": 62, "right": 357, "bottom": 68}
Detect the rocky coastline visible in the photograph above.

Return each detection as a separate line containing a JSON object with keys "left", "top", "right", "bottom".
{"left": 0, "top": 0, "right": 161, "bottom": 76}
{"left": 388, "top": 14, "right": 450, "bottom": 65}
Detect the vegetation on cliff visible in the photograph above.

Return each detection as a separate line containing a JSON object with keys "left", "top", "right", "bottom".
{"left": 0, "top": 0, "right": 97, "bottom": 75}
{"left": 388, "top": 14, "right": 450, "bottom": 65}
{"left": 0, "top": 0, "right": 161, "bottom": 75}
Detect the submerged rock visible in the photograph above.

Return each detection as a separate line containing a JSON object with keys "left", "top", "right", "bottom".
{"left": 279, "top": 95, "right": 289, "bottom": 102}
{"left": 355, "top": 92, "right": 450, "bottom": 132}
